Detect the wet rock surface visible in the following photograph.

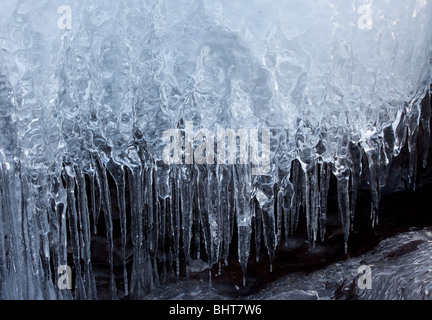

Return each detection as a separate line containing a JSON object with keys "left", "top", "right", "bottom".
{"left": 141, "top": 227, "right": 432, "bottom": 300}
{"left": 253, "top": 229, "right": 432, "bottom": 300}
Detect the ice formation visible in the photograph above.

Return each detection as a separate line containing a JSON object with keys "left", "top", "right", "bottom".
{"left": 0, "top": 0, "right": 431, "bottom": 299}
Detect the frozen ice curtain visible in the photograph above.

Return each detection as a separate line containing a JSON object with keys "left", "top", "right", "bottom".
{"left": 0, "top": 0, "right": 431, "bottom": 299}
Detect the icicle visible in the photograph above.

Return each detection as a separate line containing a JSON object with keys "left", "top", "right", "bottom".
{"left": 107, "top": 161, "right": 128, "bottom": 297}
{"left": 55, "top": 197, "right": 71, "bottom": 300}
{"left": 276, "top": 188, "right": 283, "bottom": 245}
{"left": 129, "top": 164, "right": 155, "bottom": 298}
{"left": 281, "top": 173, "right": 293, "bottom": 246}
{"left": 254, "top": 175, "right": 276, "bottom": 271}
{"left": 170, "top": 165, "right": 181, "bottom": 277}
{"left": 151, "top": 167, "right": 161, "bottom": 288}
{"left": 312, "top": 162, "right": 320, "bottom": 244}
{"left": 158, "top": 196, "right": 168, "bottom": 283}
{"left": 148, "top": 165, "right": 159, "bottom": 290}
{"left": 63, "top": 165, "right": 86, "bottom": 299}
{"left": 151, "top": 253, "right": 160, "bottom": 289}
{"left": 218, "top": 164, "right": 232, "bottom": 268}
{"left": 349, "top": 142, "right": 362, "bottom": 231}
{"left": 180, "top": 165, "right": 193, "bottom": 278}
{"left": 290, "top": 160, "right": 303, "bottom": 234}
{"left": 89, "top": 168, "right": 99, "bottom": 235}
{"left": 196, "top": 164, "right": 213, "bottom": 269}
{"left": 363, "top": 140, "right": 382, "bottom": 228}
{"left": 167, "top": 197, "right": 174, "bottom": 274}
{"left": 0, "top": 170, "right": 6, "bottom": 297}
{"left": 319, "top": 162, "right": 330, "bottom": 242}
{"left": 193, "top": 185, "right": 201, "bottom": 261}
{"left": 406, "top": 98, "right": 422, "bottom": 189}
{"left": 207, "top": 164, "right": 221, "bottom": 269}
{"left": 420, "top": 89, "right": 431, "bottom": 168}
{"left": 0, "top": 74, "right": 27, "bottom": 299}
{"left": 95, "top": 160, "right": 118, "bottom": 300}
{"left": 335, "top": 173, "right": 351, "bottom": 254}
{"left": 128, "top": 166, "right": 140, "bottom": 296}
{"left": 304, "top": 161, "right": 320, "bottom": 247}
{"left": 233, "top": 164, "right": 252, "bottom": 280}
{"left": 303, "top": 165, "right": 312, "bottom": 246}
{"left": 75, "top": 167, "right": 97, "bottom": 299}
{"left": 0, "top": 164, "right": 18, "bottom": 299}
{"left": 393, "top": 105, "right": 408, "bottom": 158}
{"left": 252, "top": 197, "right": 261, "bottom": 262}
{"left": 147, "top": 164, "right": 159, "bottom": 288}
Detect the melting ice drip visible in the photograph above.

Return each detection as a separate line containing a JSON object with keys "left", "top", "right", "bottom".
{"left": 0, "top": 0, "right": 431, "bottom": 299}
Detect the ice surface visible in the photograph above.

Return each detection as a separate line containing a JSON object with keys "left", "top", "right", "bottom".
{"left": 0, "top": 0, "right": 431, "bottom": 299}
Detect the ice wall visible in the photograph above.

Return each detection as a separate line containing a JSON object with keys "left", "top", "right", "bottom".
{"left": 0, "top": 0, "right": 431, "bottom": 299}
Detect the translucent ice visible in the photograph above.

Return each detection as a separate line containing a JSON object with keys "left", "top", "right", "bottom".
{"left": 0, "top": 0, "right": 431, "bottom": 299}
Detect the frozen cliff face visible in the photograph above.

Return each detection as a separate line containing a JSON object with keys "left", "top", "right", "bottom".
{"left": 0, "top": 0, "right": 431, "bottom": 299}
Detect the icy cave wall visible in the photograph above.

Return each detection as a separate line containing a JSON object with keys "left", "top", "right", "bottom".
{"left": 0, "top": 0, "right": 431, "bottom": 299}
